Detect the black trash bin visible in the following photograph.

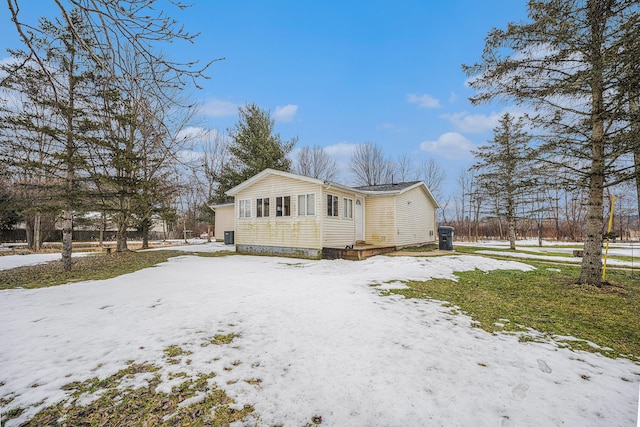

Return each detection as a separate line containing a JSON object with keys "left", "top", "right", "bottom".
{"left": 223, "top": 230, "right": 234, "bottom": 245}
{"left": 438, "top": 226, "right": 454, "bottom": 251}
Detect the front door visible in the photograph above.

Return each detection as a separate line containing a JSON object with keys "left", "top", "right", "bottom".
{"left": 355, "top": 196, "right": 364, "bottom": 242}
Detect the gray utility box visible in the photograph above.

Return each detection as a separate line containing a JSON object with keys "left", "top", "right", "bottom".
{"left": 223, "top": 230, "right": 235, "bottom": 245}
{"left": 438, "top": 226, "right": 454, "bottom": 251}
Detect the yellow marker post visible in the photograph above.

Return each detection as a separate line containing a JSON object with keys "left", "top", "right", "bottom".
{"left": 602, "top": 195, "right": 615, "bottom": 281}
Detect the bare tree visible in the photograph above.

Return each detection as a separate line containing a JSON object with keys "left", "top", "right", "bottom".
{"left": 293, "top": 145, "right": 338, "bottom": 181}
{"left": 350, "top": 142, "right": 396, "bottom": 186}
{"left": 396, "top": 153, "right": 417, "bottom": 182}
{"left": 419, "top": 158, "right": 446, "bottom": 202}
{"left": 5, "top": 1, "right": 216, "bottom": 100}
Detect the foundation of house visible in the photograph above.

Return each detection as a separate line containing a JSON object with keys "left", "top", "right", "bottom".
{"left": 322, "top": 244, "right": 397, "bottom": 261}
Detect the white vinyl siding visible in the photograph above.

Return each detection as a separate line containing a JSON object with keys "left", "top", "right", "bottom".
{"left": 212, "top": 204, "right": 234, "bottom": 240}
{"left": 322, "top": 188, "right": 357, "bottom": 247}
{"left": 364, "top": 196, "right": 396, "bottom": 245}
{"left": 233, "top": 175, "right": 322, "bottom": 249}
{"left": 395, "top": 186, "right": 436, "bottom": 246}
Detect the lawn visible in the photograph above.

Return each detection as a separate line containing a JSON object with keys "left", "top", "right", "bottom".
{"left": 1, "top": 246, "right": 638, "bottom": 426}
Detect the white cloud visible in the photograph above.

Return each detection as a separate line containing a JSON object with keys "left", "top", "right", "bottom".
{"left": 442, "top": 108, "right": 525, "bottom": 134}
{"left": 323, "top": 142, "right": 358, "bottom": 158}
{"left": 199, "top": 98, "right": 237, "bottom": 117}
{"left": 273, "top": 104, "right": 299, "bottom": 122}
{"left": 176, "top": 126, "right": 209, "bottom": 141}
{"left": 420, "top": 132, "right": 474, "bottom": 160}
{"left": 448, "top": 92, "right": 458, "bottom": 104}
{"left": 407, "top": 93, "right": 441, "bottom": 109}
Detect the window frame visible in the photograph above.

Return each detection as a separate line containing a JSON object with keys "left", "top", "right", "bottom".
{"left": 327, "top": 194, "right": 339, "bottom": 217}
{"left": 276, "top": 196, "right": 291, "bottom": 217}
{"left": 256, "top": 197, "right": 270, "bottom": 218}
{"left": 238, "top": 199, "right": 251, "bottom": 218}
{"left": 298, "top": 193, "right": 316, "bottom": 216}
{"left": 343, "top": 197, "right": 353, "bottom": 219}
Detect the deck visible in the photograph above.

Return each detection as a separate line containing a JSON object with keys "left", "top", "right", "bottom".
{"left": 322, "top": 243, "right": 397, "bottom": 261}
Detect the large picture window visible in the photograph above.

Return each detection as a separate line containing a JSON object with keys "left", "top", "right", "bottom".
{"left": 327, "top": 194, "right": 339, "bottom": 217}
{"left": 343, "top": 198, "right": 353, "bottom": 219}
{"left": 239, "top": 199, "right": 251, "bottom": 218}
{"left": 276, "top": 196, "right": 291, "bottom": 217}
{"left": 257, "top": 198, "right": 270, "bottom": 217}
{"left": 298, "top": 194, "right": 315, "bottom": 216}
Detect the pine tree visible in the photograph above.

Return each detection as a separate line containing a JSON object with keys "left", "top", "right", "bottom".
{"left": 216, "top": 103, "right": 297, "bottom": 202}
{"left": 463, "top": 0, "right": 640, "bottom": 286}
{"left": 471, "top": 114, "right": 532, "bottom": 250}
{"left": 1, "top": 11, "right": 104, "bottom": 269}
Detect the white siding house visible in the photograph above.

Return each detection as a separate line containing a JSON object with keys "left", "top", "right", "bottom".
{"left": 223, "top": 169, "right": 439, "bottom": 259}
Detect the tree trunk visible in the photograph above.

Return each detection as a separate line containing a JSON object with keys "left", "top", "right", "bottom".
{"left": 507, "top": 204, "right": 516, "bottom": 250}
{"left": 61, "top": 209, "right": 73, "bottom": 271}
{"left": 33, "top": 212, "right": 41, "bottom": 253}
{"left": 183, "top": 219, "right": 188, "bottom": 243}
{"left": 207, "top": 223, "right": 211, "bottom": 243}
{"left": 141, "top": 217, "right": 150, "bottom": 249}
{"left": 116, "top": 211, "right": 128, "bottom": 252}
{"left": 25, "top": 216, "right": 34, "bottom": 251}
{"left": 579, "top": 2, "right": 607, "bottom": 286}
{"left": 99, "top": 211, "right": 106, "bottom": 247}
{"left": 632, "top": 95, "right": 640, "bottom": 224}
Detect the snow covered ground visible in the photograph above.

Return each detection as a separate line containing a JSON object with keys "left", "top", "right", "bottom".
{"left": 0, "top": 241, "right": 232, "bottom": 271}
{"left": 457, "top": 240, "right": 640, "bottom": 268}
{"left": 1, "top": 251, "right": 638, "bottom": 426}
{"left": 0, "top": 252, "right": 92, "bottom": 271}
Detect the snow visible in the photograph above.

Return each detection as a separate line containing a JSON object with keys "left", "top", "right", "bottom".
{"left": 0, "top": 252, "right": 92, "bottom": 271}
{"left": 0, "top": 241, "right": 231, "bottom": 271}
{"left": 1, "top": 252, "right": 638, "bottom": 426}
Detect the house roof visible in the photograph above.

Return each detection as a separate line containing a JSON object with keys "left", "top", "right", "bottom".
{"left": 354, "top": 181, "right": 421, "bottom": 192}
{"left": 225, "top": 169, "right": 439, "bottom": 208}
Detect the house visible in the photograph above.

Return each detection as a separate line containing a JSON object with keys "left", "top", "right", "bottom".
{"left": 214, "top": 169, "right": 439, "bottom": 259}
{"left": 209, "top": 203, "right": 234, "bottom": 241}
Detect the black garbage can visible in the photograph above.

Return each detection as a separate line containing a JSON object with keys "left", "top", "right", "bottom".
{"left": 223, "top": 230, "right": 234, "bottom": 245}
{"left": 438, "top": 226, "right": 454, "bottom": 250}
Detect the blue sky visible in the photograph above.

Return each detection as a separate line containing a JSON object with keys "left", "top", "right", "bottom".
{"left": 1, "top": 1, "right": 529, "bottom": 196}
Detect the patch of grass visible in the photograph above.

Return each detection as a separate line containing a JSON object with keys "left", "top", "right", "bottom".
{"left": 194, "top": 250, "right": 236, "bottom": 258}
{"left": 398, "top": 244, "right": 438, "bottom": 252}
{"left": 0, "top": 250, "right": 189, "bottom": 290}
{"left": 385, "top": 262, "right": 640, "bottom": 359}
{"left": 18, "top": 363, "right": 253, "bottom": 426}
{"left": 202, "top": 333, "right": 239, "bottom": 346}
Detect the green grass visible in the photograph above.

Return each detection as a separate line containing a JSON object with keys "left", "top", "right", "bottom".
{"left": 385, "top": 262, "right": 640, "bottom": 359}
{"left": 15, "top": 362, "right": 253, "bottom": 426}
{"left": 0, "top": 250, "right": 233, "bottom": 290}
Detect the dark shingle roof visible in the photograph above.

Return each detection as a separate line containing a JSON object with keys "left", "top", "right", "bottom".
{"left": 354, "top": 181, "right": 421, "bottom": 192}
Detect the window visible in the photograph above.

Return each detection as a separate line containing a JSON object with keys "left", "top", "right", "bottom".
{"left": 298, "top": 194, "right": 315, "bottom": 216}
{"left": 327, "top": 194, "right": 339, "bottom": 217}
{"left": 239, "top": 199, "right": 251, "bottom": 218}
{"left": 257, "top": 198, "right": 270, "bottom": 217}
{"left": 276, "top": 196, "right": 291, "bottom": 217}
{"left": 343, "top": 198, "right": 353, "bottom": 219}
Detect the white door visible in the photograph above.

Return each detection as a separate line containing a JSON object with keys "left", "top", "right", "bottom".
{"left": 355, "top": 197, "right": 364, "bottom": 242}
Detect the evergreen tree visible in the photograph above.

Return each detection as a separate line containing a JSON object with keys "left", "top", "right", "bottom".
{"left": 216, "top": 103, "right": 297, "bottom": 202}
{"left": 1, "top": 11, "right": 104, "bottom": 269}
{"left": 471, "top": 114, "right": 532, "bottom": 250}
{"left": 463, "top": 0, "right": 640, "bottom": 286}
